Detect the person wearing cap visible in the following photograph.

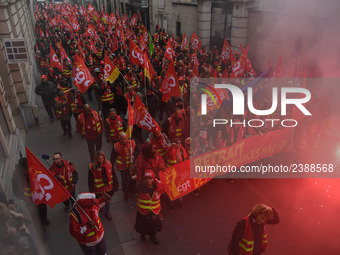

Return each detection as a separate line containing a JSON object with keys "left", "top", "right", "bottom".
{"left": 135, "top": 170, "right": 164, "bottom": 244}
{"left": 69, "top": 192, "right": 111, "bottom": 255}
{"left": 229, "top": 204, "right": 280, "bottom": 255}
{"left": 76, "top": 104, "right": 103, "bottom": 162}
{"left": 54, "top": 90, "right": 73, "bottom": 138}
{"left": 35, "top": 75, "right": 59, "bottom": 121}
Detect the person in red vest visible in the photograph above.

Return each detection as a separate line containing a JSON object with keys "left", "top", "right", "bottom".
{"left": 111, "top": 132, "right": 137, "bottom": 201}
{"left": 49, "top": 152, "right": 78, "bottom": 212}
{"left": 98, "top": 79, "right": 115, "bottom": 120}
{"left": 135, "top": 170, "right": 164, "bottom": 244}
{"left": 76, "top": 104, "right": 103, "bottom": 162}
{"left": 229, "top": 204, "right": 280, "bottom": 255}
{"left": 162, "top": 107, "right": 188, "bottom": 144}
{"left": 69, "top": 192, "right": 111, "bottom": 255}
{"left": 104, "top": 108, "right": 126, "bottom": 145}
{"left": 88, "top": 150, "right": 115, "bottom": 221}
{"left": 54, "top": 91, "right": 73, "bottom": 138}
{"left": 68, "top": 88, "right": 86, "bottom": 121}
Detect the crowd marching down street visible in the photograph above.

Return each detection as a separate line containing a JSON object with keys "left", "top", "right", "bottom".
{"left": 2, "top": 2, "right": 300, "bottom": 254}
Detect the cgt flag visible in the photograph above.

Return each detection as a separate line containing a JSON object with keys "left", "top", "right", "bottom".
{"left": 26, "top": 147, "right": 70, "bottom": 208}
{"left": 134, "top": 95, "right": 161, "bottom": 133}
{"left": 104, "top": 55, "right": 121, "bottom": 83}
{"left": 50, "top": 45, "right": 62, "bottom": 71}
{"left": 160, "top": 62, "right": 181, "bottom": 102}
{"left": 72, "top": 54, "right": 95, "bottom": 93}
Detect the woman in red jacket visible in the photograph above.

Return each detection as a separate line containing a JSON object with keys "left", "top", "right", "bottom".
{"left": 135, "top": 170, "right": 164, "bottom": 244}
{"left": 69, "top": 192, "right": 111, "bottom": 255}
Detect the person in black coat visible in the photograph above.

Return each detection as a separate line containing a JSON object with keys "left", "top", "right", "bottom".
{"left": 35, "top": 74, "right": 59, "bottom": 121}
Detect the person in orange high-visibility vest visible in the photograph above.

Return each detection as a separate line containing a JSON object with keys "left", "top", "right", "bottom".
{"left": 88, "top": 150, "right": 115, "bottom": 221}
{"left": 165, "top": 138, "right": 188, "bottom": 167}
{"left": 98, "top": 79, "right": 115, "bottom": 120}
{"left": 162, "top": 108, "right": 188, "bottom": 144}
{"left": 69, "top": 192, "right": 111, "bottom": 255}
{"left": 135, "top": 170, "right": 164, "bottom": 244}
{"left": 229, "top": 204, "right": 280, "bottom": 255}
{"left": 54, "top": 91, "right": 73, "bottom": 138}
{"left": 111, "top": 132, "right": 137, "bottom": 201}
{"left": 76, "top": 104, "right": 103, "bottom": 162}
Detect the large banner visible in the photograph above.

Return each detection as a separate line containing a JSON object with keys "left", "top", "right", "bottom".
{"left": 159, "top": 128, "right": 292, "bottom": 200}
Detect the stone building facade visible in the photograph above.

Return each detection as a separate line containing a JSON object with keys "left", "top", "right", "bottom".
{"left": 0, "top": 0, "right": 38, "bottom": 195}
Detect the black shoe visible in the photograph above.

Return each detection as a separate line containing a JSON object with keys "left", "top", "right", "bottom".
{"left": 151, "top": 236, "right": 159, "bottom": 245}
{"left": 63, "top": 131, "right": 67, "bottom": 135}
{"left": 68, "top": 133, "right": 73, "bottom": 138}
{"left": 65, "top": 206, "right": 70, "bottom": 212}
{"left": 141, "top": 234, "right": 146, "bottom": 242}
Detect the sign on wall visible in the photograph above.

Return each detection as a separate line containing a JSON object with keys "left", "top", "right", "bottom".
{"left": 3, "top": 38, "right": 28, "bottom": 63}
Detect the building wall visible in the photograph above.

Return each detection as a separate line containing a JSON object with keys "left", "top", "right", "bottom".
{"left": 0, "top": 0, "right": 37, "bottom": 195}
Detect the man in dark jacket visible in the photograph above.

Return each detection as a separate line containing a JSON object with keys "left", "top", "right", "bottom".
{"left": 35, "top": 74, "right": 59, "bottom": 121}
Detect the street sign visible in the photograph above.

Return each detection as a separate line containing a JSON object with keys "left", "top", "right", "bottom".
{"left": 3, "top": 38, "right": 28, "bottom": 63}
{"left": 141, "top": 0, "right": 148, "bottom": 8}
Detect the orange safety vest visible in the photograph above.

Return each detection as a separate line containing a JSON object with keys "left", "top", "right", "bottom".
{"left": 69, "top": 91, "right": 83, "bottom": 114}
{"left": 62, "top": 63, "right": 72, "bottom": 78}
{"left": 239, "top": 216, "right": 268, "bottom": 255}
{"left": 89, "top": 162, "right": 114, "bottom": 193}
{"left": 106, "top": 116, "right": 124, "bottom": 142}
{"left": 54, "top": 96, "right": 68, "bottom": 118}
{"left": 101, "top": 85, "right": 114, "bottom": 104}
{"left": 168, "top": 115, "right": 186, "bottom": 142}
{"left": 149, "top": 135, "right": 168, "bottom": 157}
{"left": 78, "top": 111, "right": 102, "bottom": 136}
{"left": 114, "top": 140, "right": 136, "bottom": 170}
{"left": 137, "top": 183, "right": 162, "bottom": 215}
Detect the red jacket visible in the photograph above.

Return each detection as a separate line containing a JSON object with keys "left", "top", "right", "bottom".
{"left": 114, "top": 140, "right": 136, "bottom": 170}
{"left": 136, "top": 151, "right": 165, "bottom": 182}
{"left": 105, "top": 115, "right": 124, "bottom": 142}
{"left": 165, "top": 145, "right": 188, "bottom": 167}
{"left": 69, "top": 194, "right": 106, "bottom": 246}
{"left": 167, "top": 114, "right": 187, "bottom": 143}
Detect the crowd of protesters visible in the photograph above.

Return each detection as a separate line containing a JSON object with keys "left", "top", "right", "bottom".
{"left": 8, "top": 2, "right": 291, "bottom": 254}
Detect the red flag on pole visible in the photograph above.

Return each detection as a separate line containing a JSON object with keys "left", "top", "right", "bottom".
{"left": 164, "top": 39, "right": 174, "bottom": 63}
{"left": 160, "top": 62, "right": 181, "bottom": 102}
{"left": 104, "top": 55, "right": 121, "bottom": 83}
{"left": 134, "top": 95, "right": 161, "bottom": 133}
{"left": 272, "top": 54, "right": 282, "bottom": 78}
{"left": 60, "top": 43, "right": 71, "bottom": 64}
{"left": 50, "top": 45, "right": 62, "bottom": 71}
{"left": 129, "top": 39, "right": 144, "bottom": 67}
{"left": 72, "top": 55, "right": 95, "bottom": 93}
{"left": 220, "top": 39, "right": 233, "bottom": 65}
{"left": 143, "top": 53, "right": 156, "bottom": 80}
{"left": 181, "top": 33, "right": 189, "bottom": 51}
{"left": 190, "top": 32, "right": 202, "bottom": 52}
{"left": 26, "top": 147, "right": 71, "bottom": 208}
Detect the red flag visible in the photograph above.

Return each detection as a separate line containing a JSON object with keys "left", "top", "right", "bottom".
{"left": 70, "top": 19, "right": 80, "bottom": 33}
{"left": 129, "top": 39, "right": 144, "bottom": 67}
{"left": 164, "top": 39, "right": 174, "bottom": 63}
{"left": 134, "top": 95, "right": 161, "bottom": 133}
{"left": 181, "top": 33, "right": 189, "bottom": 51}
{"left": 72, "top": 55, "right": 95, "bottom": 93}
{"left": 26, "top": 147, "right": 70, "bottom": 208}
{"left": 60, "top": 43, "right": 71, "bottom": 64}
{"left": 104, "top": 55, "right": 120, "bottom": 83}
{"left": 85, "top": 24, "right": 96, "bottom": 38}
{"left": 160, "top": 62, "right": 181, "bottom": 102}
{"left": 245, "top": 57, "right": 256, "bottom": 77}
{"left": 50, "top": 45, "right": 62, "bottom": 71}
{"left": 88, "top": 4, "right": 94, "bottom": 12}
{"left": 130, "top": 13, "right": 137, "bottom": 26}
{"left": 221, "top": 39, "right": 233, "bottom": 65}
{"left": 89, "top": 38, "right": 98, "bottom": 54}
{"left": 144, "top": 53, "right": 156, "bottom": 80}
{"left": 139, "top": 34, "right": 146, "bottom": 51}
{"left": 39, "top": 28, "right": 45, "bottom": 38}
{"left": 190, "top": 32, "right": 202, "bottom": 52}
{"left": 142, "top": 26, "right": 149, "bottom": 43}
{"left": 230, "top": 45, "right": 248, "bottom": 78}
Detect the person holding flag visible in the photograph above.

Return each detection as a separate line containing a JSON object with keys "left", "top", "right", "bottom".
{"left": 69, "top": 192, "right": 111, "bottom": 255}
{"left": 49, "top": 152, "right": 78, "bottom": 212}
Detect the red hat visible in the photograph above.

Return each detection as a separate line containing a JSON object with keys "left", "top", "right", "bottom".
{"left": 100, "top": 60, "right": 104, "bottom": 65}
{"left": 41, "top": 75, "right": 48, "bottom": 79}
{"left": 144, "top": 170, "right": 155, "bottom": 179}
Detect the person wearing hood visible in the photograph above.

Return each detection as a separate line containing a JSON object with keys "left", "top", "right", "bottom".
{"left": 69, "top": 192, "right": 111, "bottom": 255}
{"left": 35, "top": 74, "right": 59, "bottom": 121}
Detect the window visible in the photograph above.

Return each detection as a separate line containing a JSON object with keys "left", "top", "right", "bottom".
{"left": 176, "top": 22, "right": 181, "bottom": 37}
